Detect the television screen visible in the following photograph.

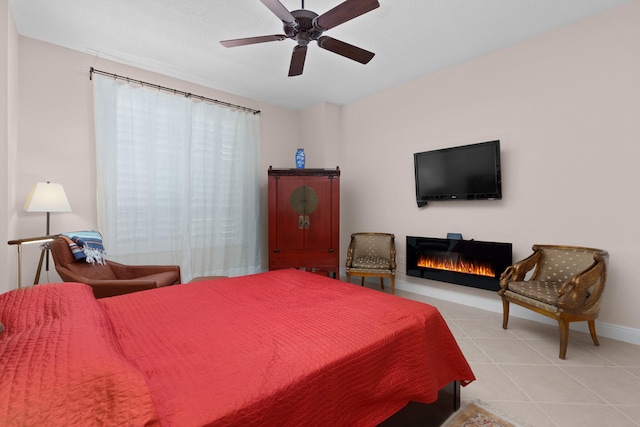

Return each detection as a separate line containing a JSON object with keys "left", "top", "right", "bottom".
{"left": 414, "top": 140, "right": 502, "bottom": 207}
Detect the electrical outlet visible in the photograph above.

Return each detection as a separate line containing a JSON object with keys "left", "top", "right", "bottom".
{"left": 398, "top": 255, "right": 406, "bottom": 265}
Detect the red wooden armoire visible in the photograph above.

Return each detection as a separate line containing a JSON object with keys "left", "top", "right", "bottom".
{"left": 268, "top": 167, "right": 340, "bottom": 277}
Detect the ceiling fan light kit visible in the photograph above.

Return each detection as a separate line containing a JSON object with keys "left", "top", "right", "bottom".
{"left": 220, "top": 0, "right": 380, "bottom": 76}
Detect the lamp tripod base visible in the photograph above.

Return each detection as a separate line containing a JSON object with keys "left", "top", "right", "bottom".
{"left": 34, "top": 243, "right": 50, "bottom": 285}
{"left": 33, "top": 213, "right": 52, "bottom": 284}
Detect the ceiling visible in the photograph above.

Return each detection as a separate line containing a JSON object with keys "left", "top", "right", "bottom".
{"left": 9, "top": 0, "right": 633, "bottom": 110}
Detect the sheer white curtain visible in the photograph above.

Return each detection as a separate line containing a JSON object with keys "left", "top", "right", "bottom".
{"left": 93, "top": 74, "right": 261, "bottom": 281}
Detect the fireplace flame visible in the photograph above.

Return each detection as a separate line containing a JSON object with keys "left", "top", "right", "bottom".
{"left": 417, "top": 255, "right": 495, "bottom": 277}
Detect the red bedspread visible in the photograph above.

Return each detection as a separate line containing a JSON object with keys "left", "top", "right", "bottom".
{"left": 0, "top": 269, "right": 474, "bottom": 426}
{"left": 0, "top": 283, "right": 159, "bottom": 426}
{"left": 101, "top": 269, "right": 474, "bottom": 426}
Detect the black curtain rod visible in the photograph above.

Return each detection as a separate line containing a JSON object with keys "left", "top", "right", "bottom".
{"left": 89, "top": 67, "right": 261, "bottom": 115}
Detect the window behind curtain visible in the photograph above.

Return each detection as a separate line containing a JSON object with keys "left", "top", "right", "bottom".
{"left": 93, "top": 75, "right": 261, "bottom": 281}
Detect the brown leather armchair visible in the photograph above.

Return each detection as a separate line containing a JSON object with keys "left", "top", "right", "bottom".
{"left": 346, "top": 232, "right": 396, "bottom": 294}
{"left": 499, "top": 244, "right": 608, "bottom": 359}
{"left": 50, "top": 236, "right": 181, "bottom": 298}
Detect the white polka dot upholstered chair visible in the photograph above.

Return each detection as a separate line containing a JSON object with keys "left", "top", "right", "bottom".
{"left": 345, "top": 232, "right": 396, "bottom": 294}
{"left": 498, "top": 244, "right": 609, "bottom": 359}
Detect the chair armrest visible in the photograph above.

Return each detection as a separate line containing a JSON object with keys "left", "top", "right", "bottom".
{"left": 107, "top": 261, "right": 181, "bottom": 283}
{"left": 53, "top": 265, "right": 158, "bottom": 298}
{"left": 54, "top": 265, "right": 95, "bottom": 284}
{"left": 557, "top": 254, "right": 607, "bottom": 311}
{"left": 500, "top": 251, "right": 542, "bottom": 289}
{"left": 346, "top": 238, "right": 356, "bottom": 268}
{"left": 87, "top": 280, "right": 160, "bottom": 298}
{"left": 499, "top": 250, "right": 541, "bottom": 291}
{"left": 390, "top": 239, "right": 396, "bottom": 270}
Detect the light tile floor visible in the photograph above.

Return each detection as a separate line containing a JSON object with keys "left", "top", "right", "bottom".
{"left": 387, "top": 286, "right": 640, "bottom": 426}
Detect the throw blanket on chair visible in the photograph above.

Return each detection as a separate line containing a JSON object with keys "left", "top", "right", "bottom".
{"left": 61, "top": 231, "right": 107, "bottom": 265}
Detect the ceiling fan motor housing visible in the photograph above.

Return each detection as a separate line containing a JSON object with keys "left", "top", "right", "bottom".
{"left": 284, "top": 10, "right": 323, "bottom": 46}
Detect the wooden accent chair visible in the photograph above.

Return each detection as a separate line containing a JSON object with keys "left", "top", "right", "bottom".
{"left": 499, "top": 244, "right": 608, "bottom": 359}
{"left": 345, "top": 232, "right": 396, "bottom": 294}
{"left": 50, "top": 236, "right": 181, "bottom": 298}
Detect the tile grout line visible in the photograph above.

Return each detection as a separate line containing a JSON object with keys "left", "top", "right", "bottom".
{"left": 445, "top": 316, "right": 561, "bottom": 426}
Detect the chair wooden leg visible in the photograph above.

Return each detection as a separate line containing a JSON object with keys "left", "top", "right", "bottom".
{"left": 391, "top": 276, "right": 395, "bottom": 295}
{"left": 360, "top": 277, "right": 365, "bottom": 286}
{"left": 379, "top": 278, "right": 384, "bottom": 290}
{"left": 588, "top": 320, "right": 600, "bottom": 347}
{"left": 558, "top": 319, "right": 570, "bottom": 360}
{"left": 346, "top": 273, "right": 351, "bottom": 284}
{"left": 501, "top": 298, "right": 510, "bottom": 329}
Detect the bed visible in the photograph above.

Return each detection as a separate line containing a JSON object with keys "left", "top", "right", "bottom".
{"left": 0, "top": 269, "right": 474, "bottom": 426}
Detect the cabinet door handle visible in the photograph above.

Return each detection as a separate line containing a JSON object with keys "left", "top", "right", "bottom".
{"left": 304, "top": 215, "right": 310, "bottom": 229}
{"left": 298, "top": 215, "right": 305, "bottom": 229}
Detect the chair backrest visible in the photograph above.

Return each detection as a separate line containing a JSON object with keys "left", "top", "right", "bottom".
{"left": 50, "top": 236, "right": 117, "bottom": 280}
{"left": 351, "top": 233, "right": 395, "bottom": 260}
{"left": 533, "top": 245, "right": 607, "bottom": 283}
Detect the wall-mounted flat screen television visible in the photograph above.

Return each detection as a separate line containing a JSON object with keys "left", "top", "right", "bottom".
{"left": 414, "top": 140, "right": 502, "bottom": 207}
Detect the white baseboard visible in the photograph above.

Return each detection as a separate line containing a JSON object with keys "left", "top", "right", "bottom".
{"left": 393, "top": 277, "right": 640, "bottom": 346}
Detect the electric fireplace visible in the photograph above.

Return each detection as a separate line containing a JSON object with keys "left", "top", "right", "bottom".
{"left": 406, "top": 236, "right": 512, "bottom": 291}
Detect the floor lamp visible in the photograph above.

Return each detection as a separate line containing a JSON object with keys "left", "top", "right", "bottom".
{"left": 23, "top": 181, "right": 72, "bottom": 283}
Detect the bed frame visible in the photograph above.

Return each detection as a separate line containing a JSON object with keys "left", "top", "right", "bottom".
{"left": 379, "top": 381, "right": 460, "bottom": 427}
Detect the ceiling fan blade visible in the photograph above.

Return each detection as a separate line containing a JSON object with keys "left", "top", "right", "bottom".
{"left": 220, "top": 35, "right": 288, "bottom": 48}
{"left": 260, "top": 0, "right": 296, "bottom": 23}
{"left": 317, "top": 36, "right": 375, "bottom": 64}
{"left": 288, "top": 45, "right": 307, "bottom": 77}
{"left": 314, "top": 0, "right": 380, "bottom": 31}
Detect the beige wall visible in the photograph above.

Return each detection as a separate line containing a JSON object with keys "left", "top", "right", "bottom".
{"left": 340, "top": 1, "right": 640, "bottom": 334}
{"left": 1, "top": 0, "right": 19, "bottom": 290}
{"left": 4, "top": 2, "right": 639, "bottom": 340}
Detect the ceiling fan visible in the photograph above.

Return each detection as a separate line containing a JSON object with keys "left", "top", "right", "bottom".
{"left": 220, "top": 0, "right": 380, "bottom": 77}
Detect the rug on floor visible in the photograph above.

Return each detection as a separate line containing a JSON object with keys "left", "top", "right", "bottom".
{"left": 442, "top": 401, "right": 525, "bottom": 427}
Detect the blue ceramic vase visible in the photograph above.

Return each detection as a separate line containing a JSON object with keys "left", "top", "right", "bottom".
{"left": 295, "top": 148, "right": 305, "bottom": 168}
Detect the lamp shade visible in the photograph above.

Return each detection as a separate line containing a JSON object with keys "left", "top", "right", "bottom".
{"left": 23, "top": 182, "right": 72, "bottom": 213}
